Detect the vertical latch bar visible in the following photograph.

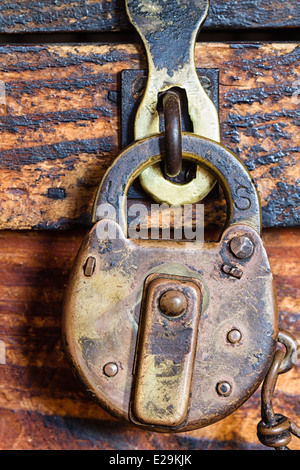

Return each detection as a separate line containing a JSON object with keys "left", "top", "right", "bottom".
{"left": 131, "top": 273, "right": 203, "bottom": 428}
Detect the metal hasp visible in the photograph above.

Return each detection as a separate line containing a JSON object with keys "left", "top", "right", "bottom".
{"left": 125, "top": 0, "right": 220, "bottom": 205}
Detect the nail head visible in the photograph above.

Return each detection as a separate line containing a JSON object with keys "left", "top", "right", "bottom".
{"left": 227, "top": 329, "right": 242, "bottom": 344}
{"left": 103, "top": 362, "right": 118, "bottom": 377}
{"left": 216, "top": 381, "right": 232, "bottom": 397}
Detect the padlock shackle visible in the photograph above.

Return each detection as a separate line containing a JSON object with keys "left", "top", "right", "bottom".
{"left": 92, "top": 133, "right": 261, "bottom": 236}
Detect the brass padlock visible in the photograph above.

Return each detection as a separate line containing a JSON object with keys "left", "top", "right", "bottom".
{"left": 63, "top": 133, "right": 278, "bottom": 432}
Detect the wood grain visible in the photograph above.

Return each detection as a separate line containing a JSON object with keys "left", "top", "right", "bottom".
{"left": 0, "top": 227, "right": 299, "bottom": 450}
{"left": 0, "top": 0, "right": 299, "bottom": 34}
{"left": 0, "top": 43, "right": 299, "bottom": 230}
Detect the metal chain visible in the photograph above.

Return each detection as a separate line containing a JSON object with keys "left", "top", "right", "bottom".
{"left": 257, "top": 331, "right": 300, "bottom": 450}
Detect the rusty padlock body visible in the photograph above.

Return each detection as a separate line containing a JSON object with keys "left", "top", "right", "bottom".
{"left": 63, "top": 134, "right": 278, "bottom": 432}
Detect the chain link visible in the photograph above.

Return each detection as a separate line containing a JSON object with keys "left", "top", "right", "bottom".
{"left": 257, "top": 331, "right": 300, "bottom": 450}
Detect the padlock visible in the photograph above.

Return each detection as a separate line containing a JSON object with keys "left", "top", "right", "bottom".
{"left": 63, "top": 133, "right": 278, "bottom": 432}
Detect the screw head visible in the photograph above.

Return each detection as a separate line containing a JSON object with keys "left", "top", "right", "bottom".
{"left": 227, "top": 329, "right": 242, "bottom": 344}
{"left": 131, "top": 75, "right": 147, "bottom": 101}
{"left": 103, "top": 362, "right": 118, "bottom": 377}
{"left": 230, "top": 236, "right": 254, "bottom": 259}
{"left": 159, "top": 290, "right": 187, "bottom": 317}
{"left": 216, "top": 381, "right": 232, "bottom": 397}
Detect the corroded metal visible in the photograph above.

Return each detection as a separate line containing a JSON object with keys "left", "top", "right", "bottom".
{"left": 103, "top": 362, "right": 119, "bottom": 378}
{"left": 125, "top": 0, "right": 220, "bottom": 205}
{"left": 83, "top": 256, "right": 96, "bottom": 277}
{"left": 222, "top": 264, "right": 243, "bottom": 279}
{"left": 121, "top": 68, "right": 219, "bottom": 150}
{"left": 230, "top": 236, "right": 254, "bottom": 260}
{"left": 216, "top": 382, "right": 232, "bottom": 397}
{"left": 159, "top": 288, "right": 187, "bottom": 317}
{"left": 227, "top": 329, "right": 242, "bottom": 344}
{"left": 63, "top": 134, "right": 278, "bottom": 432}
{"left": 131, "top": 274, "right": 203, "bottom": 427}
{"left": 92, "top": 133, "right": 262, "bottom": 232}
{"left": 63, "top": 220, "right": 278, "bottom": 431}
{"left": 162, "top": 90, "right": 183, "bottom": 178}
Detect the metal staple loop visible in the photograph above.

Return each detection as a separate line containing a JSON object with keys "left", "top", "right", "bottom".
{"left": 257, "top": 347, "right": 300, "bottom": 450}
{"left": 162, "top": 90, "right": 183, "bottom": 179}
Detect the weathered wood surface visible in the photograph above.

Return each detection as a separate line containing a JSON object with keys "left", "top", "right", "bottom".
{"left": 0, "top": 227, "right": 299, "bottom": 450}
{"left": 0, "top": 42, "right": 299, "bottom": 230}
{"left": 0, "top": 0, "right": 299, "bottom": 34}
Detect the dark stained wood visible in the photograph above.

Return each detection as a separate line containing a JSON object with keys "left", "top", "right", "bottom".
{"left": 0, "top": 0, "right": 299, "bottom": 34}
{"left": 0, "top": 228, "right": 299, "bottom": 450}
{"left": 0, "top": 43, "right": 299, "bottom": 230}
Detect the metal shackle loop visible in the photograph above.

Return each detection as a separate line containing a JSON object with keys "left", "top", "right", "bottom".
{"left": 92, "top": 133, "right": 261, "bottom": 236}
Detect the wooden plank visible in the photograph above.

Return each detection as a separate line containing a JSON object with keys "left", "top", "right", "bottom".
{"left": 0, "top": 1, "right": 299, "bottom": 34}
{"left": 0, "top": 43, "right": 299, "bottom": 230}
{"left": 0, "top": 228, "right": 299, "bottom": 450}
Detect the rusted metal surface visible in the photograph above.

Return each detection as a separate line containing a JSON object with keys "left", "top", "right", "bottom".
{"left": 131, "top": 274, "right": 203, "bottom": 428}
{"left": 92, "top": 133, "right": 262, "bottom": 233}
{"left": 63, "top": 217, "right": 278, "bottom": 431}
{"left": 63, "top": 133, "right": 279, "bottom": 432}
{"left": 83, "top": 256, "right": 96, "bottom": 277}
{"left": 230, "top": 236, "right": 254, "bottom": 260}
{"left": 122, "top": 69, "right": 219, "bottom": 198}
{"left": 121, "top": 69, "right": 219, "bottom": 150}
